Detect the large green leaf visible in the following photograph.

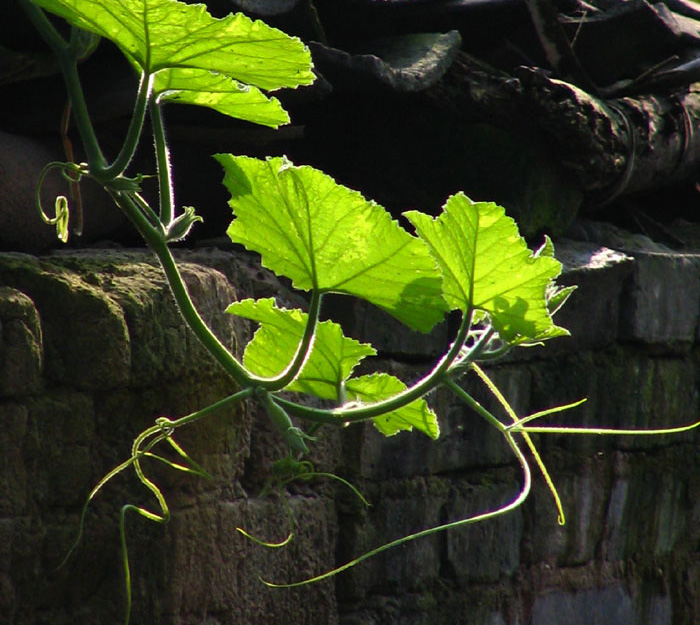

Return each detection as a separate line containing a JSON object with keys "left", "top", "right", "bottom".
{"left": 226, "top": 298, "right": 375, "bottom": 400}
{"left": 32, "top": 0, "right": 314, "bottom": 90}
{"left": 405, "top": 193, "right": 566, "bottom": 342}
{"left": 345, "top": 374, "right": 440, "bottom": 439}
{"left": 154, "top": 68, "right": 288, "bottom": 128}
{"left": 218, "top": 155, "right": 448, "bottom": 333}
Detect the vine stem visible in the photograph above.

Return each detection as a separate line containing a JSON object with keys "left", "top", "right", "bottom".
{"left": 468, "top": 363, "right": 566, "bottom": 524}
{"left": 100, "top": 72, "right": 154, "bottom": 180}
{"left": 118, "top": 388, "right": 255, "bottom": 624}
{"left": 264, "top": 289, "right": 322, "bottom": 391}
{"left": 112, "top": 190, "right": 321, "bottom": 392}
{"left": 517, "top": 421, "right": 700, "bottom": 436}
{"left": 112, "top": 190, "right": 255, "bottom": 386}
{"left": 20, "top": 2, "right": 344, "bottom": 403}
{"left": 156, "top": 386, "right": 255, "bottom": 431}
{"left": 19, "top": 0, "right": 107, "bottom": 170}
{"left": 150, "top": 96, "right": 175, "bottom": 225}
{"left": 443, "top": 377, "right": 506, "bottom": 433}
{"left": 57, "top": 387, "right": 252, "bottom": 572}
{"left": 276, "top": 306, "right": 475, "bottom": 424}
{"left": 263, "top": 430, "right": 531, "bottom": 587}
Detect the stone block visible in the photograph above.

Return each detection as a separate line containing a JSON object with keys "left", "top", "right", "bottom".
{"left": 601, "top": 450, "right": 691, "bottom": 561}
{"left": 0, "top": 253, "right": 131, "bottom": 389}
{"left": 528, "top": 351, "right": 698, "bottom": 453}
{"left": 97, "top": 257, "right": 193, "bottom": 385}
{"left": 49, "top": 250, "right": 244, "bottom": 387}
{"left": 0, "top": 287, "right": 42, "bottom": 397}
{"left": 340, "top": 588, "right": 507, "bottom": 625}
{"left": 0, "top": 249, "right": 254, "bottom": 392}
{"left": 682, "top": 560, "right": 700, "bottom": 623}
{"left": 521, "top": 455, "right": 608, "bottom": 567}
{"left": 0, "top": 518, "right": 19, "bottom": 622}
{"left": 620, "top": 251, "right": 700, "bottom": 347}
{"left": 553, "top": 240, "right": 633, "bottom": 351}
{"left": 335, "top": 476, "right": 448, "bottom": 599}
{"left": 143, "top": 383, "right": 252, "bottom": 504}
{"left": 157, "top": 495, "right": 338, "bottom": 625}
{"left": 3, "top": 242, "right": 700, "bottom": 625}
{"left": 531, "top": 585, "right": 670, "bottom": 625}
{"left": 24, "top": 391, "right": 95, "bottom": 508}
{"left": 527, "top": 354, "right": 595, "bottom": 430}
{"left": 0, "top": 403, "right": 28, "bottom": 517}
{"left": 443, "top": 473, "right": 523, "bottom": 583}
{"left": 594, "top": 354, "right": 698, "bottom": 450}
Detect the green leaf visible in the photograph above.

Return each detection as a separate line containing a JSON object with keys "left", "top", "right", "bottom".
{"left": 509, "top": 283, "right": 576, "bottom": 347}
{"left": 31, "top": 0, "right": 314, "bottom": 90}
{"left": 546, "top": 284, "right": 576, "bottom": 318}
{"left": 405, "top": 193, "right": 565, "bottom": 342}
{"left": 154, "top": 68, "right": 289, "bottom": 128}
{"left": 226, "top": 298, "right": 375, "bottom": 400}
{"left": 534, "top": 235, "right": 556, "bottom": 259}
{"left": 345, "top": 374, "right": 440, "bottom": 439}
{"left": 217, "top": 155, "right": 448, "bottom": 333}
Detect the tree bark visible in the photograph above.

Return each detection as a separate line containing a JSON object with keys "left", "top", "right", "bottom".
{"left": 425, "top": 53, "right": 700, "bottom": 208}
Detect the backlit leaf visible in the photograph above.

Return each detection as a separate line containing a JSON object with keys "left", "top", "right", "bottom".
{"left": 226, "top": 298, "right": 375, "bottom": 400}
{"left": 218, "top": 155, "right": 448, "bottom": 333}
{"left": 345, "top": 374, "right": 439, "bottom": 439}
{"left": 154, "top": 68, "right": 289, "bottom": 128}
{"left": 31, "top": 0, "right": 314, "bottom": 90}
{"left": 405, "top": 193, "right": 566, "bottom": 342}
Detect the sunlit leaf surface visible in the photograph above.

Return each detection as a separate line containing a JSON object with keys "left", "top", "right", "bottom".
{"left": 405, "top": 193, "right": 566, "bottom": 342}
{"left": 227, "top": 298, "right": 375, "bottom": 400}
{"left": 154, "top": 68, "right": 289, "bottom": 127}
{"left": 346, "top": 374, "right": 439, "bottom": 439}
{"left": 33, "top": 0, "right": 314, "bottom": 89}
{"left": 219, "top": 155, "right": 448, "bottom": 332}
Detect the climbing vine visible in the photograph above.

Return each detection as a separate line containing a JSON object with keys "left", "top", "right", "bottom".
{"left": 19, "top": 0, "right": 700, "bottom": 622}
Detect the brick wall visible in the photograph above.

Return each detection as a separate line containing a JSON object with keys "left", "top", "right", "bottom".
{"left": 1, "top": 243, "right": 698, "bottom": 625}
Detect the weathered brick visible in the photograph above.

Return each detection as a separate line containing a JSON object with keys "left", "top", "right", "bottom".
{"left": 0, "top": 287, "right": 42, "bottom": 397}
{"left": 531, "top": 585, "right": 670, "bottom": 625}
{"left": 620, "top": 251, "right": 700, "bottom": 347}
{"left": 554, "top": 240, "right": 633, "bottom": 351}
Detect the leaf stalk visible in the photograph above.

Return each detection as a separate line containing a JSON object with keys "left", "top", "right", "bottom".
{"left": 276, "top": 306, "right": 475, "bottom": 424}
{"left": 262, "top": 290, "right": 323, "bottom": 392}
{"left": 100, "top": 72, "right": 155, "bottom": 180}
{"left": 150, "top": 96, "right": 176, "bottom": 225}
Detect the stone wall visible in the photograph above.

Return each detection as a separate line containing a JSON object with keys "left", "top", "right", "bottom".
{"left": 1, "top": 242, "right": 699, "bottom": 625}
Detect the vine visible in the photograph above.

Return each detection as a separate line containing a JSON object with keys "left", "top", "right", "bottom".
{"left": 19, "top": 0, "right": 700, "bottom": 622}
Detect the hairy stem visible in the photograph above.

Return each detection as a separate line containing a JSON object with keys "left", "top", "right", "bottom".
{"left": 150, "top": 98, "right": 175, "bottom": 225}
{"left": 101, "top": 72, "right": 154, "bottom": 180}
{"left": 470, "top": 363, "right": 566, "bottom": 524}
{"left": 263, "top": 289, "right": 323, "bottom": 392}
{"left": 443, "top": 377, "right": 506, "bottom": 433}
